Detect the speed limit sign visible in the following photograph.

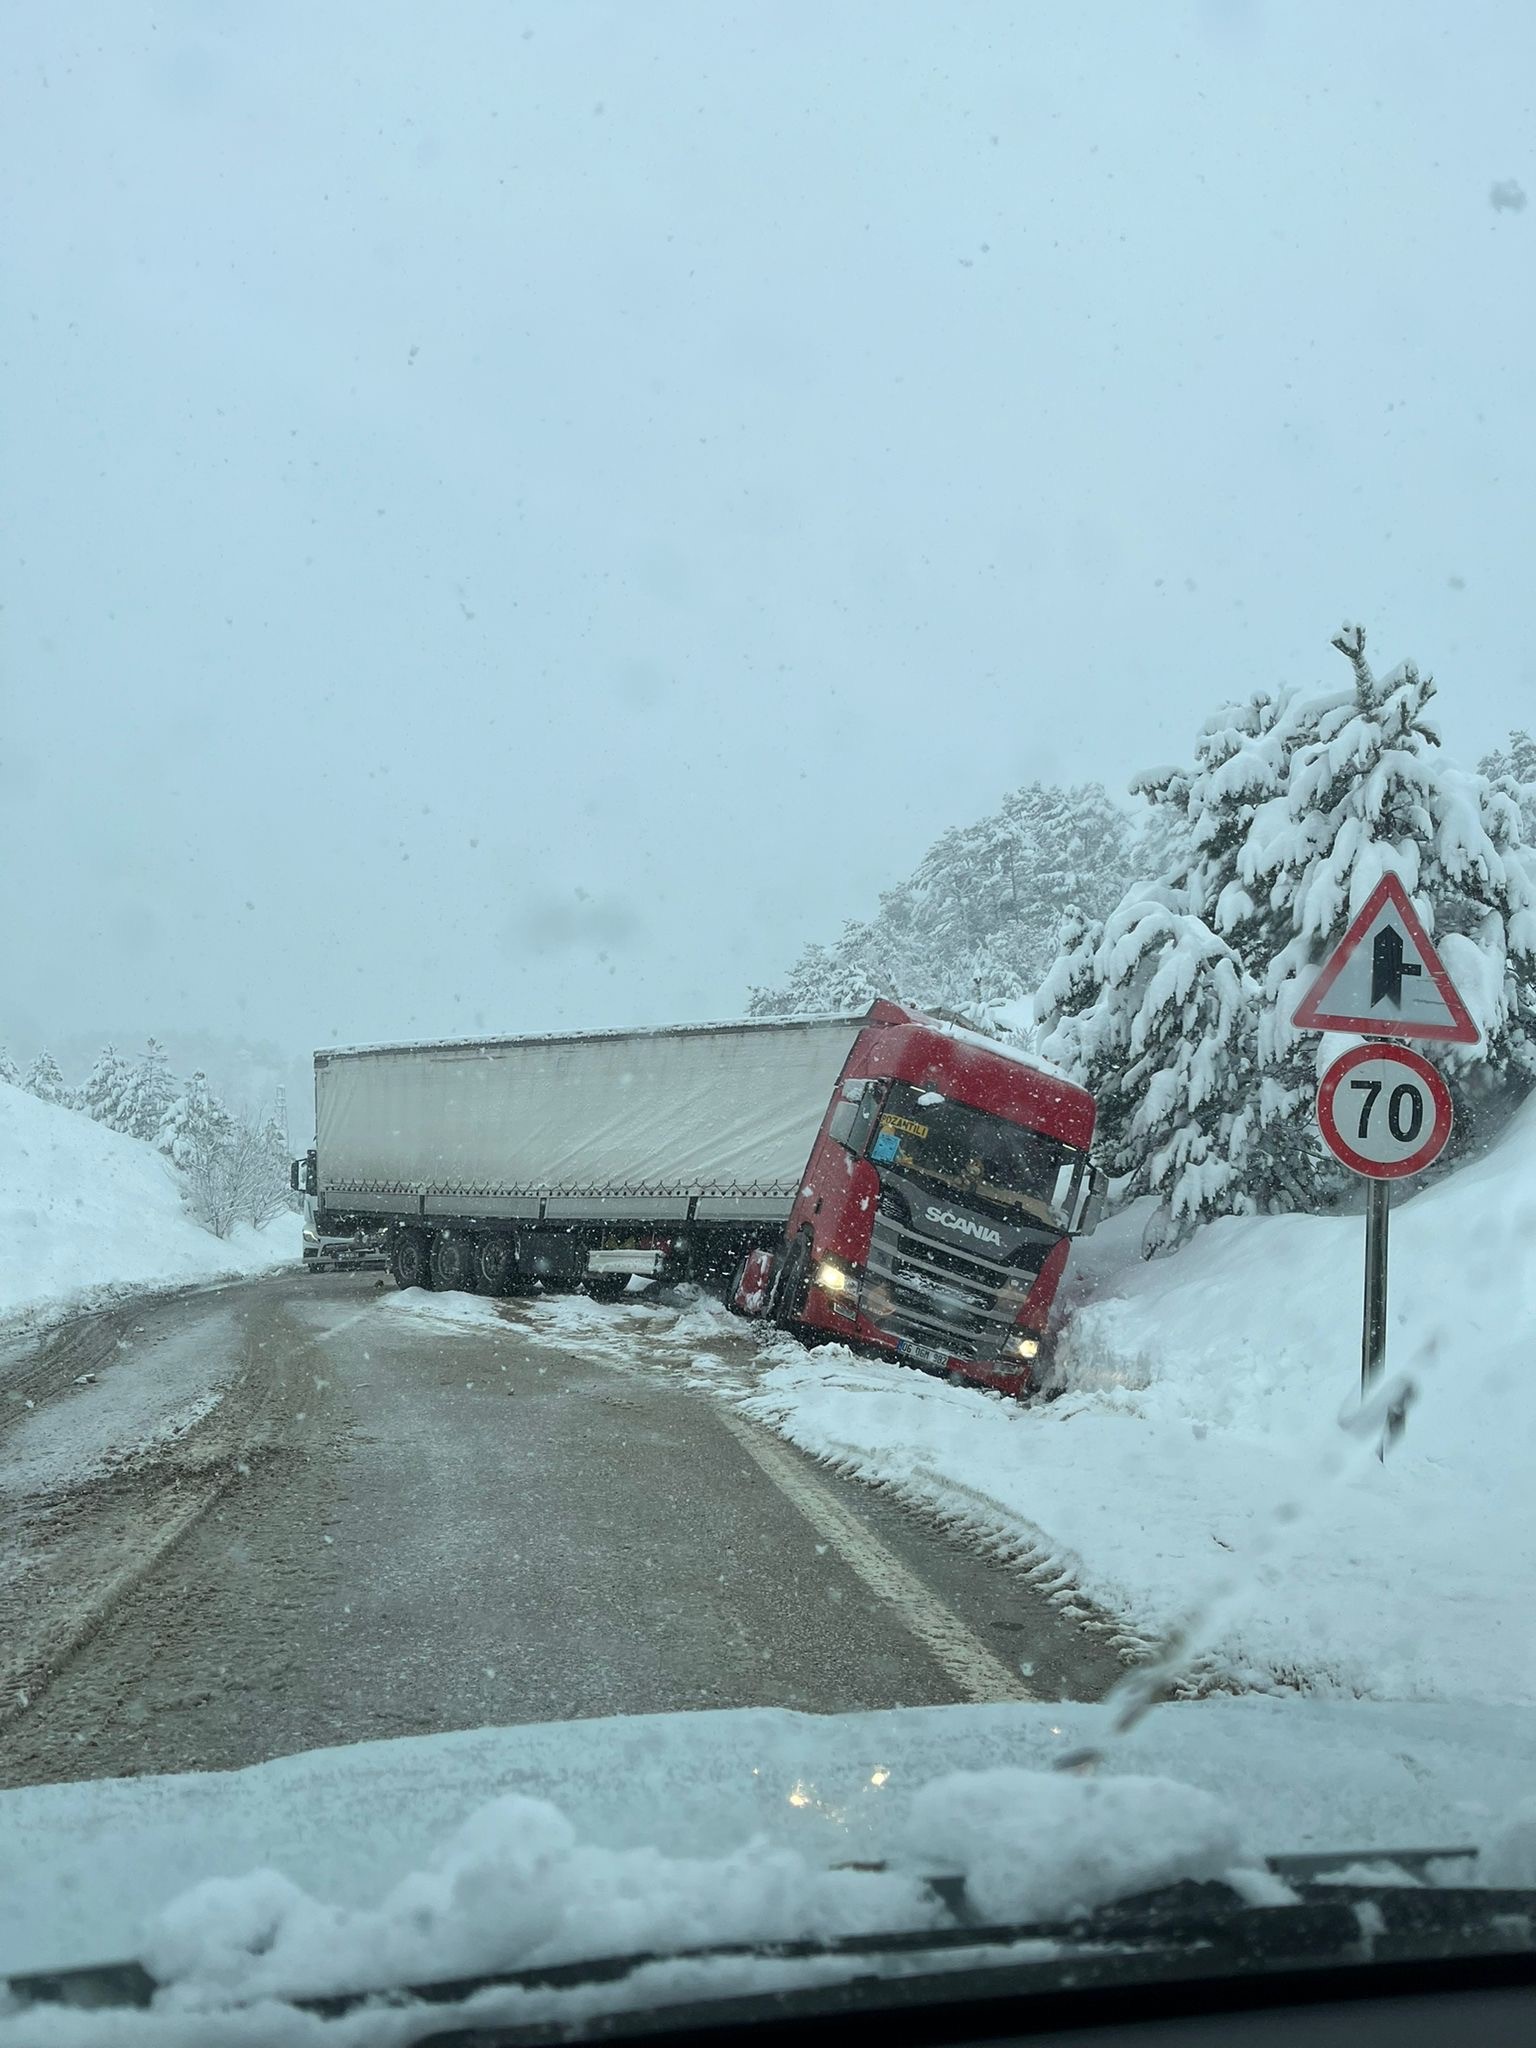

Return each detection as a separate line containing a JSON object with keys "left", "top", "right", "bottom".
{"left": 1316, "top": 1042, "right": 1453, "bottom": 1179}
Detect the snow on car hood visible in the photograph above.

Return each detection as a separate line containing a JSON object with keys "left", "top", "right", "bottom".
{"left": 3, "top": 1695, "right": 1530, "bottom": 1982}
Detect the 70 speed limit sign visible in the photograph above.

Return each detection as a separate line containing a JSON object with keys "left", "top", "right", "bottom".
{"left": 1316, "top": 1042, "right": 1453, "bottom": 1179}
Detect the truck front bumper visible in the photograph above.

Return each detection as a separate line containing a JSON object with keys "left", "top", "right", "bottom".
{"left": 801, "top": 1283, "right": 1037, "bottom": 1396}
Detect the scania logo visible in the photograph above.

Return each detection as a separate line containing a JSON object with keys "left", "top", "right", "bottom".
{"left": 924, "top": 1205, "right": 1002, "bottom": 1247}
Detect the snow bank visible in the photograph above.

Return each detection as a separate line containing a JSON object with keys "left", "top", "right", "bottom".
{"left": 742, "top": 1098, "right": 1536, "bottom": 1704}
{"left": 0, "top": 1082, "right": 298, "bottom": 1333}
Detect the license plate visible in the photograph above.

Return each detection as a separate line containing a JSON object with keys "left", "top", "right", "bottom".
{"left": 901, "top": 1339, "right": 950, "bottom": 1371}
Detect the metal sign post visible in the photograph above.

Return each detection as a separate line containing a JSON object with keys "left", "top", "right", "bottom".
{"left": 1361, "top": 1175, "right": 1390, "bottom": 1394}
{"left": 1361, "top": 1175, "right": 1410, "bottom": 1455}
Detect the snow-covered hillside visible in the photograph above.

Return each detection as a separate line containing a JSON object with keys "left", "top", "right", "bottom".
{"left": 742, "top": 1096, "right": 1536, "bottom": 1705}
{"left": 0, "top": 1081, "right": 299, "bottom": 1331}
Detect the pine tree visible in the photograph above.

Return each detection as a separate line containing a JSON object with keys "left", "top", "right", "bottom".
{"left": 117, "top": 1039, "right": 177, "bottom": 1144}
{"left": 1040, "top": 625, "right": 1536, "bottom": 1240}
{"left": 156, "top": 1070, "right": 233, "bottom": 1167}
{"left": 22, "top": 1050, "right": 72, "bottom": 1106}
{"left": 749, "top": 935, "right": 894, "bottom": 1017}
{"left": 1479, "top": 728, "right": 1536, "bottom": 844}
{"left": 0, "top": 1048, "right": 19, "bottom": 1088}
{"left": 80, "top": 1045, "right": 138, "bottom": 1132}
{"left": 1038, "top": 894, "right": 1262, "bottom": 1250}
{"left": 246, "top": 1105, "right": 294, "bottom": 1227}
{"left": 750, "top": 781, "right": 1140, "bottom": 1018}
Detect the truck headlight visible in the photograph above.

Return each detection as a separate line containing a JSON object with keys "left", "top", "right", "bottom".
{"left": 814, "top": 1256, "right": 859, "bottom": 1317}
{"left": 1006, "top": 1332, "right": 1040, "bottom": 1361}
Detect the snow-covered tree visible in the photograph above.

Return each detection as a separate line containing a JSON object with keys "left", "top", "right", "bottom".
{"left": 1039, "top": 896, "right": 1263, "bottom": 1250}
{"left": 156, "top": 1070, "right": 232, "bottom": 1168}
{"left": 79, "top": 1045, "right": 138, "bottom": 1132}
{"left": 116, "top": 1039, "right": 177, "bottom": 1144}
{"left": 1479, "top": 728, "right": 1536, "bottom": 844}
{"left": 0, "top": 1047, "right": 20, "bottom": 1088}
{"left": 1042, "top": 625, "right": 1536, "bottom": 1243}
{"left": 22, "top": 1050, "right": 72, "bottom": 1107}
{"left": 158, "top": 1073, "right": 249, "bottom": 1237}
{"left": 242, "top": 1105, "right": 294, "bottom": 1228}
{"left": 1123, "top": 688, "right": 1345, "bottom": 1212}
{"left": 750, "top": 781, "right": 1141, "bottom": 1019}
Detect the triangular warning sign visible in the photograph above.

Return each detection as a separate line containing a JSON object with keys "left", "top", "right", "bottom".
{"left": 1292, "top": 874, "right": 1479, "bottom": 1043}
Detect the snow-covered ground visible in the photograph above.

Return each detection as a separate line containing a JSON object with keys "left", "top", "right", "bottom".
{"left": 740, "top": 1099, "right": 1536, "bottom": 1706}
{"left": 0, "top": 1081, "right": 298, "bottom": 1334}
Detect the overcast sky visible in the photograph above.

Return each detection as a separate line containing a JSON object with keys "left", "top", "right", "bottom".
{"left": 4, "top": 0, "right": 1532, "bottom": 1071}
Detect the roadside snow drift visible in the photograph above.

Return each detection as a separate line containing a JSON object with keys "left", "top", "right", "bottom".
{"left": 742, "top": 1097, "right": 1536, "bottom": 1706}
{"left": 0, "top": 1081, "right": 297, "bottom": 1331}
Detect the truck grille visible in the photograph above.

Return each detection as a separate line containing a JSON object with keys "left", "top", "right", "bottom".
{"left": 864, "top": 1210, "right": 1042, "bottom": 1363}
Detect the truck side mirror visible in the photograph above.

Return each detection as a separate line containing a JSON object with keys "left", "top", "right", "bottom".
{"left": 1075, "top": 1163, "right": 1108, "bottom": 1237}
{"left": 290, "top": 1159, "right": 302, "bottom": 1192}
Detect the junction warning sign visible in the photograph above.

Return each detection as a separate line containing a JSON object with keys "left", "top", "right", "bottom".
{"left": 1292, "top": 873, "right": 1479, "bottom": 1044}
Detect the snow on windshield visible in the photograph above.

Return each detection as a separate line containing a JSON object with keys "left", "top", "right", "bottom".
{"left": 138, "top": 1770, "right": 1245, "bottom": 2010}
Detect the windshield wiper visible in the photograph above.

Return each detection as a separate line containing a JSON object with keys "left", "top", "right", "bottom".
{"left": 10, "top": 1850, "right": 1533, "bottom": 2037}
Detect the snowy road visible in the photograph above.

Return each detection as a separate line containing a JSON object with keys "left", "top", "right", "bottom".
{"left": 0, "top": 1273, "right": 1122, "bottom": 1788}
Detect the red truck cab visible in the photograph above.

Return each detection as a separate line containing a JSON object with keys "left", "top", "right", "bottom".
{"left": 753, "top": 1000, "right": 1100, "bottom": 1395}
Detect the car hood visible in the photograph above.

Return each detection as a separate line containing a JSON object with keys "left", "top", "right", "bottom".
{"left": 3, "top": 1693, "right": 1531, "bottom": 1976}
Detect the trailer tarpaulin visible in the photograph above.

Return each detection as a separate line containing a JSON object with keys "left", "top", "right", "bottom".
{"left": 315, "top": 1015, "right": 867, "bottom": 1202}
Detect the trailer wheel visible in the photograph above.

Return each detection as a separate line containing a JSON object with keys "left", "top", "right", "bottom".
{"left": 472, "top": 1236, "right": 513, "bottom": 1296}
{"left": 429, "top": 1231, "right": 476, "bottom": 1293}
{"left": 391, "top": 1230, "right": 430, "bottom": 1290}
{"left": 771, "top": 1234, "right": 812, "bottom": 1332}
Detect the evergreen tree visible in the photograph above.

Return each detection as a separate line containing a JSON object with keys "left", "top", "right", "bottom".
{"left": 1038, "top": 895, "right": 1262, "bottom": 1250}
{"left": 750, "top": 935, "right": 893, "bottom": 1018}
{"left": 22, "top": 1050, "right": 72, "bottom": 1106}
{"left": 1041, "top": 625, "right": 1536, "bottom": 1241}
{"left": 117, "top": 1038, "right": 177, "bottom": 1144}
{"left": 246, "top": 1105, "right": 295, "bottom": 1227}
{"left": 156, "top": 1070, "right": 233, "bottom": 1167}
{"left": 0, "top": 1048, "right": 19, "bottom": 1088}
{"left": 1479, "top": 728, "right": 1536, "bottom": 844}
{"left": 80, "top": 1045, "right": 138, "bottom": 1132}
{"left": 750, "top": 781, "right": 1140, "bottom": 1019}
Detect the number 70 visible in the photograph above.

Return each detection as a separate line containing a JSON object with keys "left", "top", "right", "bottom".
{"left": 1349, "top": 1076, "right": 1425, "bottom": 1144}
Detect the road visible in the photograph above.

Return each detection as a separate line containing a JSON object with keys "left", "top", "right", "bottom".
{"left": 0, "top": 1272, "right": 1124, "bottom": 1789}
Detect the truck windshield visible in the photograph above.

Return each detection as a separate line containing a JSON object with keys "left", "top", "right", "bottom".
{"left": 868, "top": 1081, "right": 1078, "bottom": 1230}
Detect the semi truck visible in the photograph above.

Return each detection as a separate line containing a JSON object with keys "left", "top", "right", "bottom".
{"left": 292, "top": 1000, "right": 1102, "bottom": 1394}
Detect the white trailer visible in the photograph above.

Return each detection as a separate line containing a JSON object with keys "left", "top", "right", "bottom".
{"left": 300, "top": 1013, "right": 868, "bottom": 1294}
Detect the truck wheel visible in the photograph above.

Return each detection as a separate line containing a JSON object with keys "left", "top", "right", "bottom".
{"left": 429, "top": 1231, "right": 476, "bottom": 1293}
{"left": 472, "top": 1236, "right": 513, "bottom": 1295}
{"left": 771, "top": 1235, "right": 812, "bottom": 1332}
{"left": 391, "top": 1231, "right": 430, "bottom": 1290}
